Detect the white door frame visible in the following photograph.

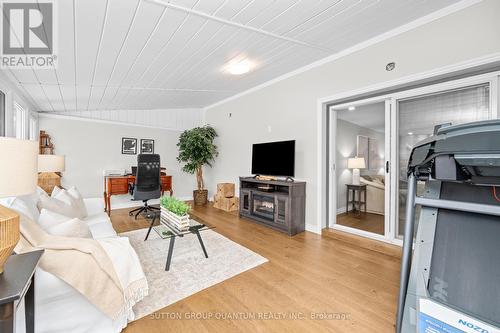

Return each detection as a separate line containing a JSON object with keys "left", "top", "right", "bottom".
{"left": 328, "top": 96, "right": 394, "bottom": 244}
{"left": 328, "top": 105, "right": 336, "bottom": 229}
{"left": 319, "top": 69, "right": 500, "bottom": 245}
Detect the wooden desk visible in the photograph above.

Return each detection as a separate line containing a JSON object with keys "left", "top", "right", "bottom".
{"left": 104, "top": 175, "right": 173, "bottom": 215}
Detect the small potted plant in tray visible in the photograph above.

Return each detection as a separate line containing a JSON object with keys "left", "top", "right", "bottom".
{"left": 160, "top": 196, "right": 191, "bottom": 231}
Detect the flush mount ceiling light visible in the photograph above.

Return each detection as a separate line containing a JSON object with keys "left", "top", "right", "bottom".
{"left": 225, "top": 59, "right": 253, "bottom": 75}
{"left": 348, "top": 106, "right": 356, "bottom": 111}
{"left": 408, "top": 132, "right": 414, "bottom": 135}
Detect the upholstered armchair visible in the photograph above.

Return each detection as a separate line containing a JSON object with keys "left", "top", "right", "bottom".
{"left": 360, "top": 176, "right": 385, "bottom": 215}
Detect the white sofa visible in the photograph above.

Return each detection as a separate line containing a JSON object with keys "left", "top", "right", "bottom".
{"left": 360, "top": 176, "right": 385, "bottom": 215}
{"left": 1, "top": 193, "right": 137, "bottom": 333}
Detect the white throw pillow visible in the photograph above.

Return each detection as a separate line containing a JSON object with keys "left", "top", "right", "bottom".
{"left": 37, "top": 186, "right": 49, "bottom": 199}
{"left": 38, "top": 208, "right": 72, "bottom": 230}
{"left": 0, "top": 196, "right": 39, "bottom": 222}
{"left": 38, "top": 189, "right": 83, "bottom": 218}
{"left": 50, "top": 186, "right": 88, "bottom": 218}
{"left": 47, "top": 217, "right": 92, "bottom": 238}
{"left": 50, "top": 185, "right": 61, "bottom": 197}
{"left": 38, "top": 208, "right": 92, "bottom": 238}
{"left": 18, "top": 193, "right": 41, "bottom": 222}
{"left": 66, "top": 186, "right": 88, "bottom": 218}
{"left": 38, "top": 189, "right": 81, "bottom": 218}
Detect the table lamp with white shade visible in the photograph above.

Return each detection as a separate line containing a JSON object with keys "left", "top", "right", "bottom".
{"left": 347, "top": 157, "right": 366, "bottom": 185}
{"left": 38, "top": 154, "right": 65, "bottom": 194}
{"left": 0, "top": 137, "right": 38, "bottom": 274}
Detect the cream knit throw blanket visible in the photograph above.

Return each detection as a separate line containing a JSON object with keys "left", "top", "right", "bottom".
{"left": 16, "top": 214, "right": 148, "bottom": 321}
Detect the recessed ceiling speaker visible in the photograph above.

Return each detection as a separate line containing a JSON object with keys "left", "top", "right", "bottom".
{"left": 386, "top": 62, "right": 396, "bottom": 71}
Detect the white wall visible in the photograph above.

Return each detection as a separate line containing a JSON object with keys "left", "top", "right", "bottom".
{"left": 38, "top": 115, "right": 198, "bottom": 204}
{"left": 336, "top": 119, "right": 384, "bottom": 211}
{"left": 204, "top": 0, "right": 500, "bottom": 233}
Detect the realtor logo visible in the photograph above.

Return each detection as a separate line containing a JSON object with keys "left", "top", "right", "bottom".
{"left": 1, "top": 1, "right": 57, "bottom": 68}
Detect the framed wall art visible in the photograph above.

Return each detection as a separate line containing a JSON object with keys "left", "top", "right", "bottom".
{"left": 140, "top": 139, "right": 154, "bottom": 154}
{"left": 122, "top": 137, "right": 137, "bottom": 155}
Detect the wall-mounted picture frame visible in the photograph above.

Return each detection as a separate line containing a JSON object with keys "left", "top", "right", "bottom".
{"left": 122, "top": 137, "right": 137, "bottom": 155}
{"left": 357, "top": 135, "right": 382, "bottom": 170}
{"left": 356, "top": 135, "right": 369, "bottom": 168}
{"left": 141, "top": 139, "right": 154, "bottom": 154}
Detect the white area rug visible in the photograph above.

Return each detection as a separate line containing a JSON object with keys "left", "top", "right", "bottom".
{"left": 120, "top": 227, "right": 268, "bottom": 320}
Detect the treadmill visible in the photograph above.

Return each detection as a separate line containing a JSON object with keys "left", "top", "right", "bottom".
{"left": 396, "top": 119, "right": 500, "bottom": 333}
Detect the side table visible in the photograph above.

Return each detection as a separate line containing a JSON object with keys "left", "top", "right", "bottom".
{"left": 345, "top": 184, "right": 367, "bottom": 215}
{"left": 0, "top": 250, "right": 44, "bottom": 333}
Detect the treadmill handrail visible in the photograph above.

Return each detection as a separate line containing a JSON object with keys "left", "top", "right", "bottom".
{"left": 415, "top": 197, "right": 500, "bottom": 216}
{"left": 396, "top": 174, "right": 417, "bottom": 333}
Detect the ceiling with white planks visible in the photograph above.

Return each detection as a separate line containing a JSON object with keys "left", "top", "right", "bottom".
{"left": 4, "top": 0, "right": 463, "bottom": 112}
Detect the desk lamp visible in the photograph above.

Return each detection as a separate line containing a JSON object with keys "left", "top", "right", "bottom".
{"left": 38, "top": 154, "right": 65, "bottom": 194}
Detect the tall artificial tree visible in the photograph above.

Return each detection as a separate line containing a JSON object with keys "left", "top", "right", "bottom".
{"left": 177, "top": 126, "right": 218, "bottom": 203}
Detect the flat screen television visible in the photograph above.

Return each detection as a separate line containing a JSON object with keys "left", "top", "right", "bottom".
{"left": 251, "top": 140, "right": 295, "bottom": 177}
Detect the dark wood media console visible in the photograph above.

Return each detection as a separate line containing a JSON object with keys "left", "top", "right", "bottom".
{"left": 239, "top": 177, "right": 306, "bottom": 236}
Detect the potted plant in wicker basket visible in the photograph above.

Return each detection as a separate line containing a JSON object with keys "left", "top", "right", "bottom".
{"left": 177, "top": 125, "right": 218, "bottom": 205}
{"left": 160, "top": 196, "right": 191, "bottom": 231}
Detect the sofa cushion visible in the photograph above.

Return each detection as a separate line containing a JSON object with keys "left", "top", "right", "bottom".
{"left": 47, "top": 218, "right": 93, "bottom": 238}
{"left": 83, "top": 198, "right": 105, "bottom": 216}
{"left": 83, "top": 212, "right": 111, "bottom": 226}
{"left": 88, "top": 222, "right": 117, "bottom": 239}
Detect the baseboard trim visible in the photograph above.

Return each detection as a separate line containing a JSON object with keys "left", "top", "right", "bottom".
{"left": 323, "top": 228, "right": 401, "bottom": 258}
{"left": 306, "top": 223, "right": 319, "bottom": 234}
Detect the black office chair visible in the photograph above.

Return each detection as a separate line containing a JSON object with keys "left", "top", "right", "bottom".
{"left": 128, "top": 154, "right": 161, "bottom": 219}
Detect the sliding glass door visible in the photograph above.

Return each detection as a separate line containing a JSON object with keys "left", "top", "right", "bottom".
{"left": 395, "top": 83, "right": 492, "bottom": 239}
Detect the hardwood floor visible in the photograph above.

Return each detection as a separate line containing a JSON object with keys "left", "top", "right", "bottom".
{"left": 111, "top": 203, "right": 400, "bottom": 333}
{"left": 336, "top": 212, "right": 385, "bottom": 235}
